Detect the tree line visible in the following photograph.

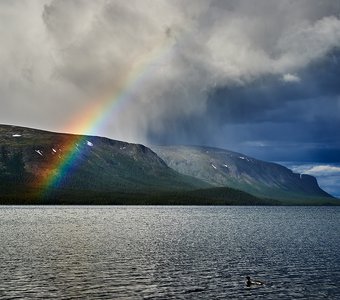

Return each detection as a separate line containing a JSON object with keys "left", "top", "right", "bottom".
{"left": 0, "top": 146, "right": 26, "bottom": 182}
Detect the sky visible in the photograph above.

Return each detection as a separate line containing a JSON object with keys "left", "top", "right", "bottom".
{"left": 1, "top": 0, "right": 340, "bottom": 196}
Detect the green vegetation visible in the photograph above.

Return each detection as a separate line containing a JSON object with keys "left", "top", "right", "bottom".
{"left": 0, "top": 146, "right": 27, "bottom": 183}
{"left": 0, "top": 182, "right": 277, "bottom": 205}
{"left": 1, "top": 179, "right": 338, "bottom": 206}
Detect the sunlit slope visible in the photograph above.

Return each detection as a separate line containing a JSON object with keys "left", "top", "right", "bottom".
{"left": 0, "top": 125, "right": 207, "bottom": 197}
{"left": 152, "top": 145, "right": 334, "bottom": 202}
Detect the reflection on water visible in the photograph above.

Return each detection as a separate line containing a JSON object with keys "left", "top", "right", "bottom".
{"left": 0, "top": 206, "right": 339, "bottom": 299}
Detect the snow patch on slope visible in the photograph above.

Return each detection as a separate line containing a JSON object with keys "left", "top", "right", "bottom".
{"left": 35, "top": 150, "right": 43, "bottom": 156}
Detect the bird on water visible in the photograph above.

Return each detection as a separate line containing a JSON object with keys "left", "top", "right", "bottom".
{"left": 246, "top": 276, "right": 264, "bottom": 287}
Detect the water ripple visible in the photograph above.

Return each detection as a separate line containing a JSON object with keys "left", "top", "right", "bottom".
{"left": 0, "top": 206, "right": 339, "bottom": 299}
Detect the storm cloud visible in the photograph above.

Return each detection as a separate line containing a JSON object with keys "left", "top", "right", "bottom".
{"left": 1, "top": 0, "right": 340, "bottom": 163}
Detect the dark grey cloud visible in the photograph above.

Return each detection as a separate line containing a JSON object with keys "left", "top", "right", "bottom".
{"left": 1, "top": 0, "right": 340, "bottom": 160}
{"left": 148, "top": 51, "right": 340, "bottom": 164}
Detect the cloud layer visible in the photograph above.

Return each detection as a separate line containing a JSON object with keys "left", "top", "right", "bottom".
{"left": 1, "top": 0, "right": 340, "bottom": 157}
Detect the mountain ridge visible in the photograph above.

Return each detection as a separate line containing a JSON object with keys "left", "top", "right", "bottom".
{"left": 0, "top": 124, "right": 337, "bottom": 205}
{"left": 151, "top": 145, "right": 333, "bottom": 201}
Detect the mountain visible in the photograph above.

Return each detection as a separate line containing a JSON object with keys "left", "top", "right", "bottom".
{"left": 0, "top": 124, "right": 271, "bottom": 205}
{"left": 151, "top": 145, "right": 334, "bottom": 203}
{"left": 0, "top": 124, "right": 337, "bottom": 205}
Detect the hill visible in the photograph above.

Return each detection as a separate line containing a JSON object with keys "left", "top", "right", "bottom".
{"left": 0, "top": 125, "right": 337, "bottom": 205}
{"left": 151, "top": 145, "right": 335, "bottom": 204}
{"left": 0, "top": 124, "right": 272, "bottom": 205}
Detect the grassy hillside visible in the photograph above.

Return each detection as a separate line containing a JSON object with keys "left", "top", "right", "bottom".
{"left": 0, "top": 124, "right": 338, "bottom": 205}
{"left": 0, "top": 125, "right": 207, "bottom": 194}
{"left": 0, "top": 124, "right": 275, "bottom": 205}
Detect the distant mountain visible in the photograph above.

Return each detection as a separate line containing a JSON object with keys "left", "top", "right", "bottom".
{"left": 0, "top": 124, "right": 271, "bottom": 205}
{"left": 0, "top": 125, "right": 337, "bottom": 205}
{"left": 151, "top": 145, "right": 334, "bottom": 203}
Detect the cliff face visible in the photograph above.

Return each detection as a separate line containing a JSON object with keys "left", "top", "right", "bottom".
{"left": 151, "top": 145, "right": 333, "bottom": 200}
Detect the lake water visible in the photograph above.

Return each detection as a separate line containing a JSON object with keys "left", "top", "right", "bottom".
{"left": 0, "top": 206, "right": 339, "bottom": 299}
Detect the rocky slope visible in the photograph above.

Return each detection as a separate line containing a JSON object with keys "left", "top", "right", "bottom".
{"left": 0, "top": 125, "right": 336, "bottom": 205}
{"left": 151, "top": 145, "right": 333, "bottom": 201}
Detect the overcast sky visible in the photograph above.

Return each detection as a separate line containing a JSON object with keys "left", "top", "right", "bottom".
{"left": 1, "top": 1, "right": 340, "bottom": 196}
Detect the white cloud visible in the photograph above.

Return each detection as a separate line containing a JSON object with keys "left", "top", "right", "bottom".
{"left": 281, "top": 162, "right": 340, "bottom": 198}
{"left": 282, "top": 73, "right": 301, "bottom": 83}
{"left": 242, "top": 141, "right": 268, "bottom": 147}
{"left": 1, "top": 0, "right": 340, "bottom": 142}
{"left": 302, "top": 165, "right": 340, "bottom": 198}
{"left": 299, "top": 165, "right": 340, "bottom": 176}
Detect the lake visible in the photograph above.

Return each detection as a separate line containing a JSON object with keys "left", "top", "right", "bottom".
{"left": 0, "top": 206, "right": 339, "bottom": 299}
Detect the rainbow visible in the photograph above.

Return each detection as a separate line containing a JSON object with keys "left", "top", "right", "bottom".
{"left": 39, "top": 36, "right": 177, "bottom": 198}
